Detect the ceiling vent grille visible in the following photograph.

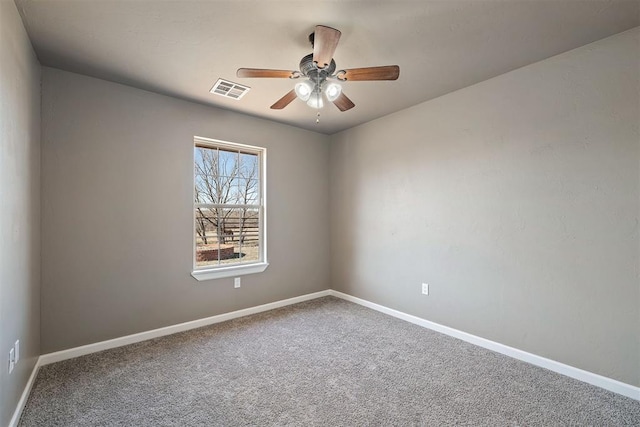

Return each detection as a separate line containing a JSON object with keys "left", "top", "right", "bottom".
{"left": 210, "top": 78, "right": 250, "bottom": 100}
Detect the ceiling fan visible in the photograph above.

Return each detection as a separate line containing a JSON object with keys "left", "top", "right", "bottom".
{"left": 236, "top": 25, "right": 400, "bottom": 113}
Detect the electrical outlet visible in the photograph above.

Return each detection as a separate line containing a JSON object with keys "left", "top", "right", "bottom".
{"left": 422, "top": 283, "right": 429, "bottom": 295}
{"left": 14, "top": 340, "right": 20, "bottom": 363}
{"left": 8, "top": 348, "right": 15, "bottom": 373}
{"left": 234, "top": 277, "right": 241, "bottom": 288}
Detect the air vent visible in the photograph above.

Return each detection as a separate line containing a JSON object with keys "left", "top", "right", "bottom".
{"left": 210, "top": 79, "right": 250, "bottom": 100}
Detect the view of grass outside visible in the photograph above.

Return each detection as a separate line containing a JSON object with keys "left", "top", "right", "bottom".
{"left": 194, "top": 142, "right": 262, "bottom": 268}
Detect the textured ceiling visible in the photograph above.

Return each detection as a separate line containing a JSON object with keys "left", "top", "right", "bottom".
{"left": 15, "top": 0, "right": 640, "bottom": 134}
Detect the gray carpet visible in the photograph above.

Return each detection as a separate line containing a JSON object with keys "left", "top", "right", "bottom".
{"left": 19, "top": 296, "right": 640, "bottom": 426}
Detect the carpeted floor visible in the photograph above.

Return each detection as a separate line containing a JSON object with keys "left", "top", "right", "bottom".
{"left": 19, "top": 296, "right": 640, "bottom": 426}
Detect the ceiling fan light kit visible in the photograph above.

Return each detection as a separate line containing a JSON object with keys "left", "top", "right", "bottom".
{"left": 236, "top": 25, "right": 400, "bottom": 118}
{"left": 294, "top": 80, "right": 313, "bottom": 101}
{"left": 324, "top": 83, "right": 342, "bottom": 102}
{"left": 295, "top": 80, "right": 342, "bottom": 106}
{"left": 307, "top": 91, "right": 324, "bottom": 109}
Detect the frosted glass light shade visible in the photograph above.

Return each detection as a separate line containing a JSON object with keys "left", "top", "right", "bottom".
{"left": 294, "top": 81, "right": 313, "bottom": 101}
{"left": 306, "top": 92, "right": 324, "bottom": 109}
{"left": 324, "top": 83, "right": 342, "bottom": 101}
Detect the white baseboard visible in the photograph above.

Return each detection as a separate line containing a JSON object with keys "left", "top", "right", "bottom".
{"left": 9, "top": 356, "right": 42, "bottom": 427}
{"left": 329, "top": 290, "right": 640, "bottom": 401}
{"left": 39, "top": 290, "right": 331, "bottom": 366}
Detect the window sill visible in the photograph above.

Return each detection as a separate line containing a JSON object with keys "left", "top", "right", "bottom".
{"left": 191, "top": 262, "right": 269, "bottom": 281}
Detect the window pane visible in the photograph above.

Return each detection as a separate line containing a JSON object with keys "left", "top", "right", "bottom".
{"left": 218, "top": 148, "right": 238, "bottom": 178}
{"left": 195, "top": 146, "right": 218, "bottom": 179}
{"left": 195, "top": 175, "right": 214, "bottom": 204}
{"left": 195, "top": 147, "right": 219, "bottom": 204}
{"left": 231, "top": 178, "right": 243, "bottom": 205}
{"left": 236, "top": 208, "right": 260, "bottom": 264}
{"left": 195, "top": 207, "right": 222, "bottom": 268}
{"left": 240, "top": 152, "right": 259, "bottom": 180}
{"left": 238, "top": 178, "right": 259, "bottom": 204}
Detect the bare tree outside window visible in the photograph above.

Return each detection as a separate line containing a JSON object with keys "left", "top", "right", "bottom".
{"left": 194, "top": 141, "right": 263, "bottom": 268}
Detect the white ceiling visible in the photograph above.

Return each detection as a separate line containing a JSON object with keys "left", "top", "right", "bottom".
{"left": 15, "top": 0, "right": 640, "bottom": 134}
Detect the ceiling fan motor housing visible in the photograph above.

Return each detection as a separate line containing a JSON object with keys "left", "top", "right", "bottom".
{"left": 299, "top": 53, "right": 336, "bottom": 82}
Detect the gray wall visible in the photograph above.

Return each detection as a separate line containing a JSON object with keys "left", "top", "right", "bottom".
{"left": 0, "top": 0, "right": 41, "bottom": 424}
{"left": 330, "top": 28, "right": 640, "bottom": 386}
{"left": 41, "top": 68, "right": 330, "bottom": 353}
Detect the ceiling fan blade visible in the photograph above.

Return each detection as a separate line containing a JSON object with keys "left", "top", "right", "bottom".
{"left": 270, "top": 89, "right": 298, "bottom": 110}
{"left": 237, "top": 68, "right": 298, "bottom": 79}
{"left": 332, "top": 92, "right": 355, "bottom": 112}
{"left": 313, "top": 25, "right": 341, "bottom": 69}
{"left": 337, "top": 65, "right": 400, "bottom": 81}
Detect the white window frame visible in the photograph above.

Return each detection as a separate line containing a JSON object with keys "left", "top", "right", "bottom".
{"left": 191, "top": 136, "right": 268, "bottom": 281}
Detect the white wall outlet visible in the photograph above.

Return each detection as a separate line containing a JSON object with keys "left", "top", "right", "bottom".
{"left": 8, "top": 348, "right": 15, "bottom": 373}
{"left": 14, "top": 340, "right": 20, "bottom": 363}
{"left": 234, "top": 277, "right": 241, "bottom": 288}
{"left": 422, "top": 283, "right": 429, "bottom": 295}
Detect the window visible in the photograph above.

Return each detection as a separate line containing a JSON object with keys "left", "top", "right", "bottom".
{"left": 191, "top": 137, "right": 267, "bottom": 281}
